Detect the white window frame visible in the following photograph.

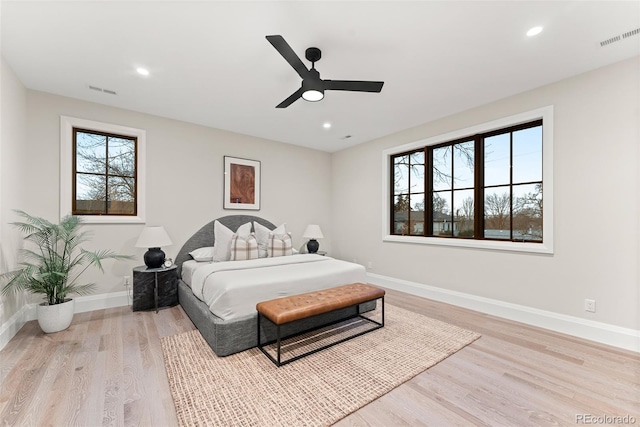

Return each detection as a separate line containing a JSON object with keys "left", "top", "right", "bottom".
{"left": 60, "top": 116, "right": 146, "bottom": 224}
{"left": 382, "top": 106, "right": 554, "bottom": 254}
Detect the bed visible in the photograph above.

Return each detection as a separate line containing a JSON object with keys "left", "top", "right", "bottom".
{"left": 174, "top": 215, "right": 369, "bottom": 356}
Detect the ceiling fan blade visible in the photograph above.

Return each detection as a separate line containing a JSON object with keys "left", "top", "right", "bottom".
{"left": 276, "top": 87, "right": 304, "bottom": 108}
{"left": 266, "top": 35, "right": 309, "bottom": 80}
{"left": 324, "top": 80, "right": 384, "bottom": 92}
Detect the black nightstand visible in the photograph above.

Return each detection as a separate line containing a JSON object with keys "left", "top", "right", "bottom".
{"left": 132, "top": 265, "right": 178, "bottom": 313}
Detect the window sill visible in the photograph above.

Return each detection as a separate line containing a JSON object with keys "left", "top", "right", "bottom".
{"left": 75, "top": 215, "right": 145, "bottom": 224}
{"left": 383, "top": 234, "right": 553, "bottom": 255}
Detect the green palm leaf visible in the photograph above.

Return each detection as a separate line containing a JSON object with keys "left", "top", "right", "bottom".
{"left": 1, "top": 210, "right": 133, "bottom": 305}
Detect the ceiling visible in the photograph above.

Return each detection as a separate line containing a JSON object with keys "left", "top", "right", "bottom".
{"left": 2, "top": 1, "right": 639, "bottom": 153}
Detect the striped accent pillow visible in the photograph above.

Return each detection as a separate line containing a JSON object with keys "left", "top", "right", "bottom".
{"left": 229, "top": 233, "right": 259, "bottom": 261}
{"left": 267, "top": 232, "right": 293, "bottom": 257}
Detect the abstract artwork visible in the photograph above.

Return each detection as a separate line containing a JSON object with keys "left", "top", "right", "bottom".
{"left": 224, "top": 156, "right": 260, "bottom": 210}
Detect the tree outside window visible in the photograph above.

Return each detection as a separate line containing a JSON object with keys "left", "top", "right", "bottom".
{"left": 73, "top": 129, "right": 136, "bottom": 216}
{"left": 483, "top": 124, "right": 543, "bottom": 241}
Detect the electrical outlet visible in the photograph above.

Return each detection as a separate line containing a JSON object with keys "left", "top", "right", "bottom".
{"left": 584, "top": 299, "right": 596, "bottom": 313}
{"left": 367, "top": 261, "right": 373, "bottom": 269}
{"left": 124, "top": 276, "right": 131, "bottom": 286}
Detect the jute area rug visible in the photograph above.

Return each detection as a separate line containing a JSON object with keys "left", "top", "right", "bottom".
{"left": 161, "top": 304, "right": 480, "bottom": 427}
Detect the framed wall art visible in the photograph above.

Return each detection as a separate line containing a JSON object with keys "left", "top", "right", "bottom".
{"left": 223, "top": 156, "right": 261, "bottom": 210}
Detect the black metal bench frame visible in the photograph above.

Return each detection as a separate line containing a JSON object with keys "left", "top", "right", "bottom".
{"left": 257, "top": 295, "right": 384, "bottom": 367}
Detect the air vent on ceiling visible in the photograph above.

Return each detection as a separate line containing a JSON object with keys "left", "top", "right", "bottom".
{"left": 87, "top": 85, "right": 117, "bottom": 95}
{"left": 600, "top": 27, "right": 640, "bottom": 47}
{"left": 600, "top": 35, "right": 621, "bottom": 47}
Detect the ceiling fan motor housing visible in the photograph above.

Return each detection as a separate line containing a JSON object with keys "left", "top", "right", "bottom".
{"left": 305, "top": 47, "right": 321, "bottom": 63}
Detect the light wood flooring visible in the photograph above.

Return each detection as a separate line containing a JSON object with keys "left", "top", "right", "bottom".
{"left": 1, "top": 289, "right": 638, "bottom": 426}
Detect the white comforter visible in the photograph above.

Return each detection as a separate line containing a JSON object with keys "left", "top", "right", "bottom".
{"left": 189, "top": 254, "right": 367, "bottom": 320}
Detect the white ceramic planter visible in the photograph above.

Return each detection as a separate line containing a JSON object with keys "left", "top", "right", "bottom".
{"left": 37, "top": 298, "right": 75, "bottom": 333}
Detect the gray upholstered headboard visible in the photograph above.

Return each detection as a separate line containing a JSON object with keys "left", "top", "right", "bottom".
{"left": 174, "top": 215, "right": 276, "bottom": 278}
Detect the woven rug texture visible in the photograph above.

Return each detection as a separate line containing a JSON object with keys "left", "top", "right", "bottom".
{"left": 161, "top": 304, "right": 480, "bottom": 427}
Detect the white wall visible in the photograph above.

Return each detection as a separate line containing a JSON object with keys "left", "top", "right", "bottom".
{"left": 331, "top": 57, "right": 639, "bottom": 331}
{"left": 0, "top": 57, "right": 31, "bottom": 327}
{"left": 14, "top": 90, "right": 332, "bottom": 298}
{"left": 2, "top": 55, "right": 637, "bottom": 349}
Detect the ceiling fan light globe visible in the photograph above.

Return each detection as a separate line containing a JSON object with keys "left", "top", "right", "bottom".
{"left": 302, "top": 90, "right": 324, "bottom": 102}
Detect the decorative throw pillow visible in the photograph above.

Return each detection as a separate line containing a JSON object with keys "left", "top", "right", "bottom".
{"left": 267, "top": 232, "right": 293, "bottom": 257}
{"left": 229, "top": 233, "right": 259, "bottom": 261}
{"left": 189, "top": 246, "right": 214, "bottom": 262}
{"left": 212, "top": 221, "right": 252, "bottom": 261}
{"left": 254, "top": 222, "right": 286, "bottom": 258}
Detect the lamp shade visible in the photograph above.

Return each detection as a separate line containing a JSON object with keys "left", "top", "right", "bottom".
{"left": 135, "top": 226, "right": 173, "bottom": 248}
{"left": 303, "top": 225, "right": 324, "bottom": 240}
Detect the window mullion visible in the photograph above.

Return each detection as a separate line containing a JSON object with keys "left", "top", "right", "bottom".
{"left": 423, "top": 148, "right": 427, "bottom": 236}
{"left": 426, "top": 148, "right": 433, "bottom": 236}
{"left": 450, "top": 145, "right": 455, "bottom": 235}
{"left": 105, "top": 135, "right": 110, "bottom": 214}
{"left": 474, "top": 136, "right": 483, "bottom": 239}
{"left": 407, "top": 153, "right": 412, "bottom": 236}
{"left": 509, "top": 131, "right": 514, "bottom": 240}
{"left": 421, "top": 148, "right": 426, "bottom": 236}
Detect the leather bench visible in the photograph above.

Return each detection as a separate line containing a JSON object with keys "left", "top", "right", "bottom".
{"left": 256, "top": 283, "right": 385, "bottom": 366}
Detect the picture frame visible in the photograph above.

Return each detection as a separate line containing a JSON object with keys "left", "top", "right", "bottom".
{"left": 223, "top": 156, "right": 261, "bottom": 210}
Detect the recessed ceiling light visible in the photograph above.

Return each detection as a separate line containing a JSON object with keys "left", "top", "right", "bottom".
{"left": 323, "top": 122, "right": 331, "bottom": 129}
{"left": 136, "top": 67, "right": 150, "bottom": 76}
{"left": 527, "top": 26, "right": 543, "bottom": 37}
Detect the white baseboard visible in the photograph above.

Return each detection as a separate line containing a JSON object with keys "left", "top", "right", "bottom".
{"left": 4, "top": 280, "right": 638, "bottom": 354}
{"left": 367, "top": 272, "right": 640, "bottom": 353}
{"left": 0, "top": 303, "right": 36, "bottom": 351}
{"left": 0, "top": 291, "right": 130, "bottom": 351}
{"left": 74, "top": 291, "right": 130, "bottom": 314}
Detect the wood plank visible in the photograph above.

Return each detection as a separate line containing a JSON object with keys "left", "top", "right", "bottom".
{"left": 0, "top": 289, "right": 638, "bottom": 426}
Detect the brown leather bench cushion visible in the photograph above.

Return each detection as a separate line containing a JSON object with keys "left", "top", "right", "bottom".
{"left": 256, "top": 283, "right": 385, "bottom": 325}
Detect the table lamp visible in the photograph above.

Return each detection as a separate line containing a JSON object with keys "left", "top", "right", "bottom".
{"left": 135, "top": 226, "right": 172, "bottom": 268}
{"left": 302, "top": 224, "right": 324, "bottom": 254}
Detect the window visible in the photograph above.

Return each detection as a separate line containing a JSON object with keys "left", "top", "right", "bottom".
{"left": 73, "top": 129, "right": 137, "bottom": 216}
{"left": 430, "top": 138, "right": 476, "bottom": 238}
{"left": 392, "top": 150, "right": 425, "bottom": 236}
{"left": 483, "top": 123, "right": 543, "bottom": 241}
{"left": 384, "top": 107, "right": 553, "bottom": 254}
{"left": 61, "top": 116, "right": 146, "bottom": 223}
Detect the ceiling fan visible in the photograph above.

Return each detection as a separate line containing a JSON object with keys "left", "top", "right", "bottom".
{"left": 266, "top": 35, "right": 384, "bottom": 108}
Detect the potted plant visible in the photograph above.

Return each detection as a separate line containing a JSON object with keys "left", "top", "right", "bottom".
{"left": 1, "top": 210, "right": 131, "bottom": 333}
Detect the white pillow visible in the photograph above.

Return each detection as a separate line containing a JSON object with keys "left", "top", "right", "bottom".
{"left": 189, "top": 246, "right": 214, "bottom": 262}
{"left": 236, "top": 221, "right": 252, "bottom": 238}
{"left": 254, "top": 222, "right": 286, "bottom": 258}
{"left": 212, "top": 221, "right": 251, "bottom": 261}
